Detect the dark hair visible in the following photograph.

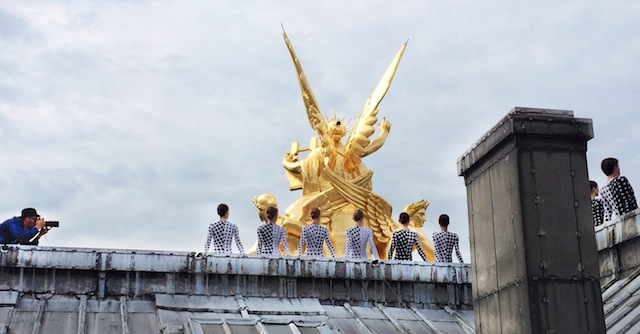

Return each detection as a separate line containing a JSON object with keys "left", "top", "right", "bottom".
{"left": 438, "top": 214, "right": 450, "bottom": 227}
{"left": 399, "top": 212, "right": 410, "bottom": 225}
{"left": 266, "top": 206, "right": 278, "bottom": 220}
{"left": 310, "top": 207, "right": 321, "bottom": 219}
{"left": 217, "top": 203, "right": 229, "bottom": 217}
{"left": 353, "top": 209, "right": 364, "bottom": 221}
{"left": 589, "top": 180, "right": 598, "bottom": 191}
{"left": 601, "top": 157, "right": 618, "bottom": 176}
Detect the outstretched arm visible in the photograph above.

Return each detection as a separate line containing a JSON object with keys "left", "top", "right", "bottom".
{"left": 361, "top": 119, "right": 391, "bottom": 157}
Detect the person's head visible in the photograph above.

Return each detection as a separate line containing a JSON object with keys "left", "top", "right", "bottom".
{"left": 601, "top": 157, "right": 620, "bottom": 177}
{"left": 266, "top": 206, "right": 278, "bottom": 223}
{"left": 353, "top": 209, "right": 364, "bottom": 222}
{"left": 253, "top": 193, "right": 278, "bottom": 222}
{"left": 217, "top": 203, "right": 229, "bottom": 218}
{"left": 310, "top": 207, "right": 321, "bottom": 220}
{"left": 399, "top": 212, "right": 410, "bottom": 225}
{"left": 20, "top": 208, "right": 40, "bottom": 229}
{"left": 589, "top": 180, "right": 599, "bottom": 196}
{"left": 438, "top": 214, "right": 450, "bottom": 228}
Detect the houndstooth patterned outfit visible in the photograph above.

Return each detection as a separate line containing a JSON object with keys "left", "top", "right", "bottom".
{"left": 592, "top": 197, "right": 605, "bottom": 226}
{"left": 297, "top": 224, "right": 336, "bottom": 257}
{"left": 204, "top": 221, "right": 244, "bottom": 254}
{"left": 388, "top": 229, "right": 427, "bottom": 261}
{"left": 433, "top": 230, "right": 463, "bottom": 263}
{"left": 257, "top": 223, "right": 291, "bottom": 256}
{"left": 345, "top": 226, "right": 379, "bottom": 259}
{"left": 601, "top": 176, "right": 638, "bottom": 221}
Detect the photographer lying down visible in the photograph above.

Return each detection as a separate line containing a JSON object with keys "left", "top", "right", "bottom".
{"left": 0, "top": 208, "right": 56, "bottom": 245}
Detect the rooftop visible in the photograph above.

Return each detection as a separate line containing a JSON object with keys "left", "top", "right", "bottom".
{"left": 0, "top": 246, "right": 473, "bottom": 333}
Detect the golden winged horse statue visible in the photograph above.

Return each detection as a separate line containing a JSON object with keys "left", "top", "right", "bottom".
{"left": 274, "top": 29, "right": 435, "bottom": 260}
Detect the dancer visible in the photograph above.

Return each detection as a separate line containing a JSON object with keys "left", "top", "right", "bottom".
{"left": 297, "top": 207, "right": 336, "bottom": 257}
{"left": 344, "top": 209, "right": 379, "bottom": 259}
{"left": 388, "top": 212, "right": 428, "bottom": 261}
{"left": 257, "top": 206, "right": 291, "bottom": 256}
{"left": 203, "top": 203, "right": 244, "bottom": 254}
{"left": 433, "top": 214, "right": 464, "bottom": 263}
{"left": 600, "top": 157, "right": 638, "bottom": 221}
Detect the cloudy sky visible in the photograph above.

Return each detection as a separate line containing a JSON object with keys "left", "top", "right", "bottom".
{"left": 2, "top": 2, "right": 639, "bottom": 261}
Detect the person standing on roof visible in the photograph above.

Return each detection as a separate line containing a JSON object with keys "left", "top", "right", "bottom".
{"left": 433, "top": 214, "right": 464, "bottom": 263}
{"left": 257, "top": 206, "right": 291, "bottom": 256}
{"left": 204, "top": 203, "right": 244, "bottom": 254}
{"left": 297, "top": 207, "right": 336, "bottom": 257}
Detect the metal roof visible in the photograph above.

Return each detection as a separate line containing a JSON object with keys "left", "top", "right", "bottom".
{"left": 602, "top": 267, "right": 640, "bottom": 334}
{"left": 0, "top": 246, "right": 474, "bottom": 333}
{"left": 0, "top": 292, "right": 476, "bottom": 333}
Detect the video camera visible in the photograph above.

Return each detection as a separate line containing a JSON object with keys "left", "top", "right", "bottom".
{"left": 45, "top": 221, "right": 60, "bottom": 228}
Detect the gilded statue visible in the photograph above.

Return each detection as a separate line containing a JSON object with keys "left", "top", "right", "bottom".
{"left": 277, "top": 30, "right": 432, "bottom": 259}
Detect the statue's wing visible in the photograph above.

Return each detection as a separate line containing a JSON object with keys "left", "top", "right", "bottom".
{"left": 323, "top": 169, "right": 399, "bottom": 243}
{"left": 282, "top": 29, "right": 332, "bottom": 148}
{"left": 344, "top": 42, "right": 407, "bottom": 172}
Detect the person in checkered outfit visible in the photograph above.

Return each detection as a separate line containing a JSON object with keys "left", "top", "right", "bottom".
{"left": 257, "top": 206, "right": 291, "bottom": 256}
{"left": 590, "top": 180, "right": 605, "bottom": 227}
{"left": 433, "top": 214, "right": 463, "bottom": 263}
{"left": 388, "top": 212, "right": 428, "bottom": 261}
{"left": 297, "top": 207, "right": 336, "bottom": 257}
{"left": 203, "top": 203, "right": 244, "bottom": 254}
{"left": 600, "top": 158, "right": 638, "bottom": 222}
{"left": 345, "top": 209, "right": 379, "bottom": 259}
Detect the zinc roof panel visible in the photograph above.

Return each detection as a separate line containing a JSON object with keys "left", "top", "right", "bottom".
{"left": 382, "top": 307, "right": 419, "bottom": 320}
{"left": 128, "top": 312, "right": 160, "bottom": 334}
{"left": 325, "top": 318, "right": 361, "bottom": 334}
{"left": 245, "top": 297, "right": 325, "bottom": 315}
{"left": 350, "top": 306, "right": 385, "bottom": 319}
{"left": 360, "top": 318, "right": 397, "bottom": 332}
{"left": 0, "top": 291, "right": 18, "bottom": 305}
{"left": 322, "top": 305, "right": 350, "bottom": 318}
{"left": 41, "top": 310, "right": 79, "bottom": 333}
{"left": 416, "top": 308, "right": 458, "bottom": 321}
{"left": 396, "top": 319, "right": 434, "bottom": 334}
{"left": 156, "top": 294, "right": 238, "bottom": 311}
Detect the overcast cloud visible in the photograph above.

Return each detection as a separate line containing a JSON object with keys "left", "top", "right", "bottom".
{"left": 2, "top": 2, "right": 639, "bottom": 261}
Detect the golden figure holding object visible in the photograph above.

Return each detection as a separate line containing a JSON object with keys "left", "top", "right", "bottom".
{"left": 273, "top": 29, "right": 434, "bottom": 260}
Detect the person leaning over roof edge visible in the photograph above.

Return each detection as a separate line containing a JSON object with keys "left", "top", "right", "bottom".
{"left": 0, "top": 208, "right": 50, "bottom": 245}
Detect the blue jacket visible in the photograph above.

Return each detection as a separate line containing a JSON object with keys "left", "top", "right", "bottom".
{"left": 0, "top": 217, "right": 39, "bottom": 245}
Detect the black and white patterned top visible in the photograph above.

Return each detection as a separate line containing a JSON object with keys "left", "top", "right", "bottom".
{"left": 345, "top": 226, "right": 379, "bottom": 259}
{"left": 387, "top": 229, "right": 427, "bottom": 261}
{"left": 601, "top": 176, "right": 638, "bottom": 221}
{"left": 257, "top": 223, "right": 291, "bottom": 256}
{"left": 591, "top": 198, "right": 605, "bottom": 226}
{"left": 204, "top": 221, "right": 244, "bottom": 254}
{"left": 433, "top": 230, "right": 463, "bottom": 263}
{"left": 297, "top": 224, "right": 336, "bottom": 257}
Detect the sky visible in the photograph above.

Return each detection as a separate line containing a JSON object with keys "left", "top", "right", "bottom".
{"left": 1, "top": 2, "right": 639, "bottom": 261}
